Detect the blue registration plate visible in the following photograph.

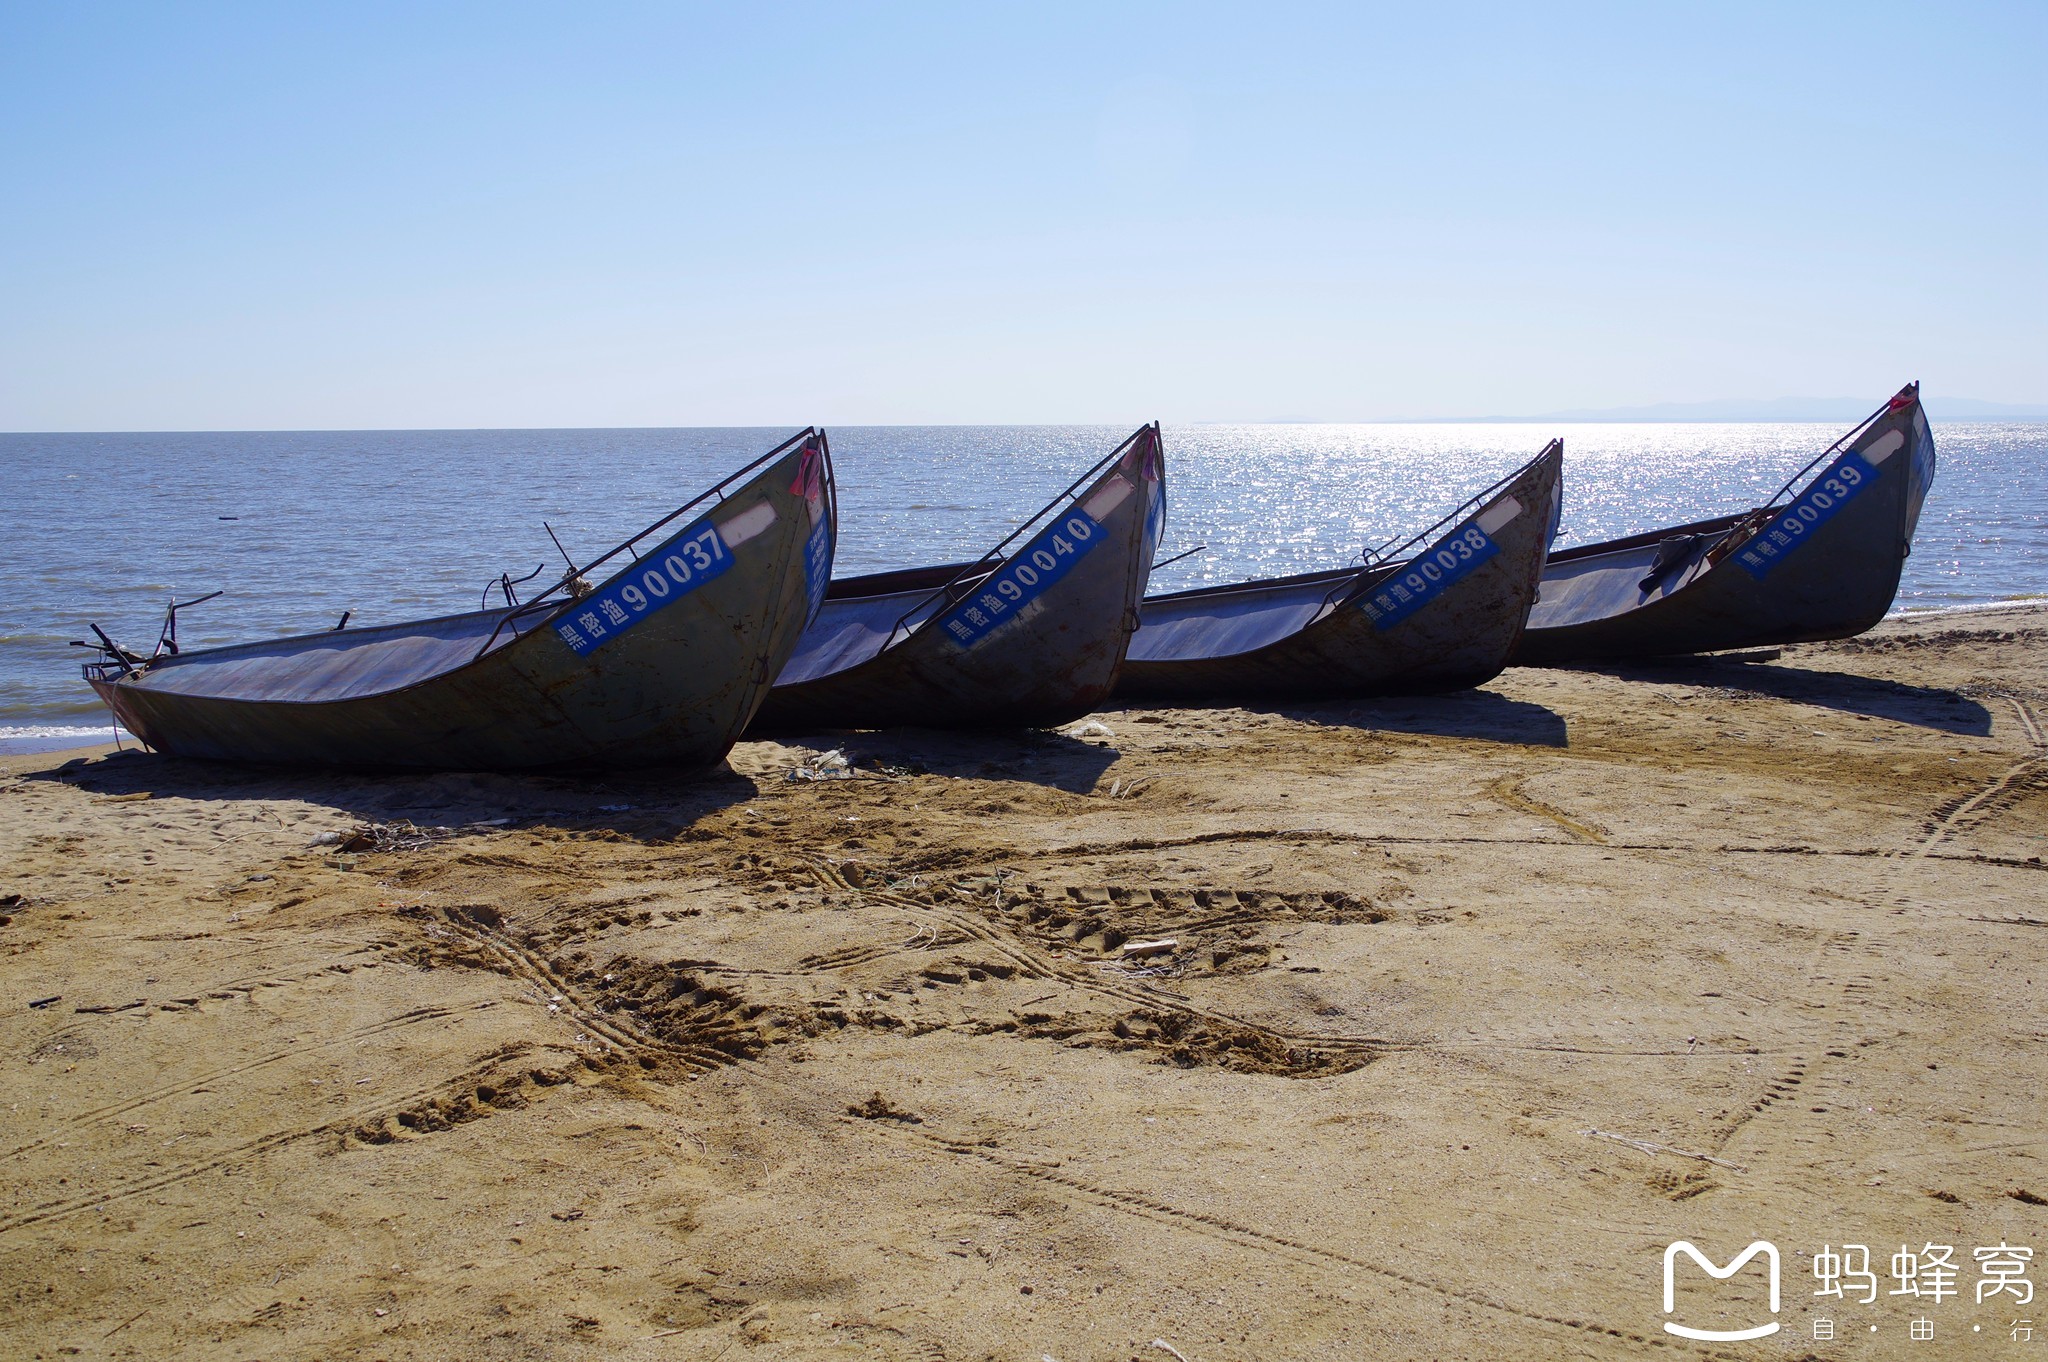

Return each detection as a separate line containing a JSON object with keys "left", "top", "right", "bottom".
{"left": 1733, "top": 450, "right": 1878, "bottom": 580}
{"left": 1358, "top": 523, "right": 1501, "bottom": 631}
{"left": 935, "top": 510, "right": 1105, "bottom": 648}
{"left": 553, "top": 518, "right": 734, "bottom": 656}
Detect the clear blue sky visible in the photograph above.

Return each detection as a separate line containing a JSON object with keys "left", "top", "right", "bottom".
{"left": 3, "top": 2, "right": 2042, "bottom": 429}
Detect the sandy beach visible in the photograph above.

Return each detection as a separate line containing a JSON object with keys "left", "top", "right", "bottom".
{"left": 3, "top": 604, "right": 2045, "bottom": 1361}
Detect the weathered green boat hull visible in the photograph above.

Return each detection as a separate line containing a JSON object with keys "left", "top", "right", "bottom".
{"left": 1513, "top": 386, "right": 1934, "bottom": 666}
{"left": 1116, "top": 441, "right": 1562, "bottom": 701}
{"left": 89, "top": 436, "right": 835, "bottom": 770}
{"left": 753, "top": 425, "right": 1165, "bottom": 731}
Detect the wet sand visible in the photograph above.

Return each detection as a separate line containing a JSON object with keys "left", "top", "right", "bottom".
{"left": 3, "top": 605, "right": 2045, "bottom": 1361}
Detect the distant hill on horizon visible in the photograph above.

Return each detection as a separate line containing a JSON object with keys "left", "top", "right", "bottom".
{"left": 1433, "top": 395, "right": 2048, "bottom": 423}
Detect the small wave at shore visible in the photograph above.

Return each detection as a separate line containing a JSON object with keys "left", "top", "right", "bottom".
{"left": 1890, "top": 595, "right": 2048, "bottom": 617}
{"left": 0, "top": 723, "right": 134, "bottom": 756}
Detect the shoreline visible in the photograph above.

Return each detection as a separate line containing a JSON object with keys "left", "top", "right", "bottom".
{"left": 1889, "top": 595, "right": 2048, "bottom": 616}
{"left": 0, "top": 730, "right": 134, "bottom": 759}
{"left": 6, "top": 597, "right": 2045, "bottom": 761}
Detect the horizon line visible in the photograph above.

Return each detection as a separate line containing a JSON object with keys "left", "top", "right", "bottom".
{"left": 8, "top": 414, "right": 2048, "bottom": 437}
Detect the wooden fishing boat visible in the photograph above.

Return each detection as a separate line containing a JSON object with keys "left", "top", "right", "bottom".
{"left": 80, "top": 430, "right": 836, "bottom": 769}
{"left": 751, "top": 423, "right": 1165, "bottom": 731}
{"left": 1114, "top": 440, "right": 1562, "bottom": 701}
{"left": 1513, "top": 383, "right": 1935, "bottom": 665}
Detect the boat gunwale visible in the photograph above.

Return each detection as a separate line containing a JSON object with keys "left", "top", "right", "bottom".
{"left": 1542, "top": 511, "right": 1750, "bottom": 566}
{"left": 823, "top": 560, "right": 988, "bottom": 600}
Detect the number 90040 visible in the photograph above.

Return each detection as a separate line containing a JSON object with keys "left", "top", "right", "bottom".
{"left": 992, "top": 516, "right": 1096, "bottom": 600}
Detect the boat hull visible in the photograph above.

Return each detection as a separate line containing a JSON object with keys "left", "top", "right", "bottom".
{"left": 753, "top": 426, "right": 1165, "bottom": 731}
{"left": 89, "top": 439, "right": 834, "bottom": 770}
{"left": 1116, "top": 441, "right": 1562, "bottom": 701}
{"left": 1513, "top": 389, "right": 1934, "bottom": 666}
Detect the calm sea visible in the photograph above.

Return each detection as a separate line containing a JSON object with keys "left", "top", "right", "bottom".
{"left": 3, "top": 420, "right": 2043, "bottom": 751}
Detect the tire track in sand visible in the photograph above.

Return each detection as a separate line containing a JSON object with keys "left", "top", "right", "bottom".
{"left": 422, "top": 906, "right": 773, "bottom": 1075}
{"left": 1713, "top": 694, "right": 2048, "bottom": 1155}
{"left": 3, "top": 1005, "right": 459, "bottom": 1160}
{"left": 806, "top": 860, "right": 1391, "bottom": 1069}
{"left": 849, "top": 1115, "right": 1733, "bottom": 1358}
{"left": 0, "top": 1050, "right": 533, "bottom": 1236}
{"left": 807, "top": 860, "right": 1757, "bottom": 1064}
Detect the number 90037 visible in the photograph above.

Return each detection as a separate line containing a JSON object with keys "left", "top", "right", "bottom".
{"left": 618, "top": 528, "right": 725, "bottom": 612}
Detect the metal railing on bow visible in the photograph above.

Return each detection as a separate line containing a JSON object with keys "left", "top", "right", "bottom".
{"left": 1324, "top": 439, "right": 1559, "bottom": 611}
{"left": 470, "top": 427, "right": 827, "bottom": 661}
{"left": 880, "top": 424, "right": 1155, "bottom": 649}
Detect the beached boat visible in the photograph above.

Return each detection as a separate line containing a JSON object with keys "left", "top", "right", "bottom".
{"left": 1513, "top": 383, "right": 1935, "bottom": 666}
{"left": 80, "top": 431, "right": 837, "bottom": 769}
{"left": 1114, "top": 440, "right": 1563, "bottom": 701}
{"left": 751, "top": 424, "right": 1165, "bottom": 731}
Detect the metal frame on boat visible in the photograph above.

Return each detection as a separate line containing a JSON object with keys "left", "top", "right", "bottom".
{"left": 1114, "top": 440, "right": 1563, "bottom": 701}
{"left": 1513, "top": 383, "right": 1935, "bottom": 666}
{"left": 80, "top": 430, "right": 837, "bottom": 769}
{"left": 751, "top": 423, "right": 1166, "bottom": 731}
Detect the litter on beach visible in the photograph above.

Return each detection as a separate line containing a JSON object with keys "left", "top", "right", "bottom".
{"left": 786, "top": 747, "right": 853, "bottom": 780}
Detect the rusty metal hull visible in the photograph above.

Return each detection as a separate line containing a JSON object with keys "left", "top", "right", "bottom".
{"left": 752, "top": 425, "right": 1166, "bottom": 731}
{"left": 1513, "top": 386, "right": 1935, "bottom": 666}
{"left": 1115, "top": 441, "right": 1562, "bottom": 702}
{"left": 87, "top": 437, "right": 836, "bottom": 770}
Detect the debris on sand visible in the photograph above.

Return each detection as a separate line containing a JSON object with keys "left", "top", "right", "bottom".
{"left": 321, "top": 818, "right": 511, "bottom": 855}
{"left": 847, "top": 1093, "right": 923, "bottom": 1123}
{"left": 1582, "top": 1127, "right": 1746, "bottom": 1172}
{"left": 334, "top": 821, "right": 448, "bottom": 854}
{"left": 787, "top": 747, "right": 853, "bottom": 781}
{"left": 785, "top": 748, "right": 910, "bottom": 782}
